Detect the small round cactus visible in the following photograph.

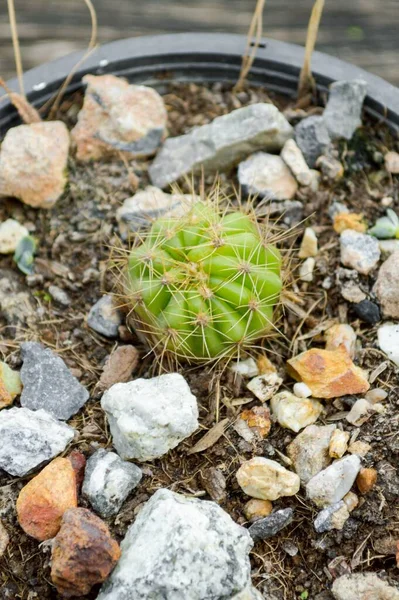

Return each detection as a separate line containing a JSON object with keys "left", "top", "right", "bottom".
{"left": 122, "top": 202, "right": 282, "bottom": 362}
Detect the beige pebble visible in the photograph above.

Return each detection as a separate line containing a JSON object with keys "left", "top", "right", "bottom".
{"left": 236, "top": 457, "right": 300, "bottom": 501}
{"left": 329, "top": 429, "right": 350, "bottom": 458}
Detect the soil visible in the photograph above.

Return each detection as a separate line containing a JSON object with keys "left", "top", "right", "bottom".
{"left": 0, "top": 81, "right": 399, "bottom": 600}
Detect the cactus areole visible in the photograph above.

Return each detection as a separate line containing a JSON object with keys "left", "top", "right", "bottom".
{"left": 125, "top": 203, "right": 282, "bottom": 361}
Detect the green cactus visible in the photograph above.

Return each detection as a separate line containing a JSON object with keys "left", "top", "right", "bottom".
{"left": 122, "top": 202, "right": 283, "bottom": 362}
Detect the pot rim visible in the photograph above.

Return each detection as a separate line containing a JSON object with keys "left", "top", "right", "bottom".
{"left": 2, "top": 32, "right": 399, "bottom": 134}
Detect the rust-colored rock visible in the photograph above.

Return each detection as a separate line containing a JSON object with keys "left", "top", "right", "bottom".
{"left": 287, "top": 348, "right": 369, "bottom": 399}
{"left": 356, "top": 467, "right": 377, "bottom": 494}
{"left": 0, "top": 122, "right": 70, "bottom": 208}
{"left": 244, "top": 498, "right": 273, "bottom": 522}
{"left": 51, "top": 507, "right": 121, "bottom": 597}
{"left": 98, "top": 345, "right": 139, "bottom": 392}
{"left": 71, "top": 74, "right": 167, "bottom": 162}
{"left": 68, "top": 450, "right": 86, "bottom": 492}
{"left": 240, "top": 406, "right": 271, "bottom": 439}
{"left": 16, "top": 457, "right": 77, "bottom": 541}
{"left": 333, "top": 212, "right": 366, "bottom": 233}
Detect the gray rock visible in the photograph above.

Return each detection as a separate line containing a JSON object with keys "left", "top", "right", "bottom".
{"left": 116, "top": 186, "right": 199, "bottom": 237}
{"left": 20, "top": 342, "right": 89, "bottom": 420}
{"left": 340, "top": 230, "right": 381, "bottom": 275}
{"left": 87, "top": 295, "right": 122, "bottom": 338}
{"left": 287, "top": 424, "right": 336, "bottom": 484}
{"left": 238, "top": 153, "right": 298, "bottom": 200}
{"left": 248, "top": 508, "right": 293, "bottom": 541}
{"left": 264, "top": 200, "right": 304, "bottom": 227}
{"left": 314, "top": 501, "right": 349, "bottom": 533}
{"left": 233, "top": 584, "right": 264, "bottom": 600}
{"left": 101, "top": 373, "right": 198, "bottom": 461}
{"left": 373, "top": 250, "right": 399, "bottom": 318}
{"left": 149, "top": 103, "right": 293, "bottom": 189}
{"left": 306, "top": 455, "right": 361, "bottom": 508}
{"left": 323, "top": 79, "right": 367, "bottom": 141}
{"left": 0, "top": 407, "right": 75, "bottom": 476}
{"left": 332, "top": 573, "right": 399, "bottom": 600}
{"left": 0, "top": 268, "right": 35, "bottom": 327}
{"left": 82, "top": 448, "right": 142, "bottom": 518}
{"left": 48, "top": 285, "right": 71, "bottom": 307}
{"left": 328, "top": 202, "right": 348, "bottom": 220}
{"left": 295, "top": 115, "right": 331, "bottom": 168}
{"left": 97, "top": 488, "right": 253, "bottom": 600}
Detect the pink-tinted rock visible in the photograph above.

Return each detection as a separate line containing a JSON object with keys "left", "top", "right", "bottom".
{"left": 68, "top": 450, "right": 86, "bottom": 492}
{"left": 16, "top": 457, "right": 77, "bottom": 541}
{"left": 51, "top": 507, "right": 121, "bottom": 597}
{"left": 98, "top": 345, "right": 139, "bottom": 392}
{"left": 0, "top": 122, "right": 69, "bottom": 208}
{"left": 71, "top": 74, "right": 167, "bottom": 161}
{"left": 373, "top": 250, "right": 399, "bottom": 319}
{"left": 287, "top": 348, "right": 369, "bottom": 399}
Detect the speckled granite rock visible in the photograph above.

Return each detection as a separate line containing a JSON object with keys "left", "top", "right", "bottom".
{"left": 82, "top": 449, "right": 142, "bottom": 518}
{"left": 0, "top": 407, "right": 75, "bottom": 476}
{"left": 97, "top": 488, "right": 253, "bottom": 600}
{"left": 20, "top": 342, "right": 89, "bottom": 420}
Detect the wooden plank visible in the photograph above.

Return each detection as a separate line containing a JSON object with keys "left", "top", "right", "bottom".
{"left": 0, "top": 0, "right": 398, "bottom": 84}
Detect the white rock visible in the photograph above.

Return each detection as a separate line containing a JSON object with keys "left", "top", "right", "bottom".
{"left": 377, "top": 322, "right": 399, "bottom": 366}
{"left": 299, "top": 257, "right": 315, "bottom": 282}
{"left": 280, "top": 138, "right": 312, "bottom": 186}
{"left": 101, "top": 373, "right": 198, "bottom": 461}
{"left": 343, "top": 491, "right": 359, "bottom": 512}
{"left": 325, "top": 323, "right": 357, "bottom": 358}
{"left": 116, "top": 186, "right": 198, "bottom": 237}
{"left": 238, "top": 152, "right": 298, "bottom": 200}
{"left": 348, "top": 440, "right": 371, "bottom": 457}
{"left": 231, "top": 358, "right": 259, "bottom": 378}
{"left": 306, "top": 455, "right": 361, "bottom": 507}
{"left": 365, "top": 388, "right": 388, "bottom": 404}
{"left": 287, "top": 424, "right": 336, "bottom": 484}
{"left": 233, "top": 584, "right": 264, "bottom": 600}
{"left": 0, "top": 219, "right": 28, "bottom": 254}
{"left": 378, "top": 239, "right": 399, "bottom": 256}
{"left": 340, "top": 230, "right": 380, "bottom": 275}
{"left": 332, "top": 573, "right": 399, "bottom": 600}
{"left": 246, "top": 372, "right": 283, "bottom": 402}
{"left": 236, "top": 457, "right": 300, "bottom": 501}
{"left": 329, "top": 429, "right": 350, "bottom": 458}
{"left": 346, "top": 398, "right": 383, "bottom": 426}
{"left": 298, "top": 227, "right": 318, "bottom": 259}
{"left": 293, "top": 382, "right": 312, "bottom": 398}
{"left": 0, "top": 407, "right": 75, "bottom": 476}
{"left": 97, "top": 488, "right": 253, "bottom": 600}
{"left": 270, "top": 391, "right": 323, "bottom": 433}
{"left": 82, "top": 448, "right": 142, "bottom": 518}
{"left": 149, "top": 103, "right": 293, "bottom": 189}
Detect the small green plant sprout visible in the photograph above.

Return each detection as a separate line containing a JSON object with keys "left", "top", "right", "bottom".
{"left": 116, "top": 195, "right": 284, "bottom": 363}
{"left": 14, "top": 235, "right": 36, "bottom": 275}
{"left": 368, "top": 209, "right": 399, "bottom": 239}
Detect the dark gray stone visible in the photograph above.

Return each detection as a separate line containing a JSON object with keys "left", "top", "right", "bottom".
{"left": 248, "top": 508, "right": 293, "bottom": 541}
{"left": 323, "top": 79, "right": 367, "bottom": 141}
{"left": 82, "top": 448, "right": 142, "bottom": 518}
{"left": 20, "top": 341, "right": 89, "bottom": 420}
{"left": 87, "top": 295, "right": 122, "bottom": 338}
{"left": 352, "top": 300, "right": 381, "bottom": 325}
{"left": 295, "top": 115, "right": 331, "bottom": 168}
{"left": 0, "top": 407, "right": 75, "bottom": 476}
{"left": 149, "top": 103, "right": 293, "bottom": 189}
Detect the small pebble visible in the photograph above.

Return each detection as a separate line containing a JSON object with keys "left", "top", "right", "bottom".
{"left": 230, "top": 358, "right": 259, "bottom": 378}
{"left": 325, "top": 323, "right": 356, "bottom": 358}
{"left": 236, "top": 457, "right": 300, "bottom": 501}
{"left": 352, "top": 300, "right": 381, "bottom": 325}
{"left": 247, "top": 372, "right": 283, "bottom": 402}
{"left": 293, "top": 382, "right": 312, "bottom": 398}
{"left": 340, "top": 230, "right": 380, "bottom": 275}
{"left": 201, "top": 467, "right": 226, "bottom": 503}
{"left": 314, "top": 501, "right": 349, "bottom": 533}
{"left": 0, "top": 219, "right": 29, "bottom": 254}
{"left": 244, "top": 498, "right": 273, "bottom": 522}
{"left": 299, "top": 227, "right": 318, "bottom": 258}
{"left": 347, "top": 440, "right": 371, "bottom": 457}
{"left": 365, "top": 388, "right": 388, "bottom": 404}
{"left": 248, "top": 508, "right": 293, "bottom": 541}
{"left": 316, "top": 154, "right": 344, "bottom": 180}
{"left": 346, "top": 398, "right": 382, "bottom": 426}
{"left": 377, "top": 322, "right": 399, "bottom": 367}
{"left": 48, "top": 285, "right": 71, "bottom": 307}
{"left": 343, "top": 491, "right": 359, "bottom": 512}
{"left": 333, "top": 212, "right": 366, "bottom": 234}
{"left": 329, "top": 429, "right": 350, "bottom": 459}
{"left": 87, "top": 295, "right": 123, "bottom": 338}
{"left": 280, "top": 138, "right": 312, "bottom": 186}
{"left": 271, "top": 391, "right": 323, "bottom": 433}
{"left": 385, "top": 151, "right": 399, "bottom": 174}
{"left": 373, "top": 250, "right": 399, "bottom": 318}
{"left": 356, "top": 467, "right": 377, "bottom": 494}
{"left": 0, "top": 521, "right": 9, "bottom": 558}
{"left": 306, "top": 455, "right": 361, "bottom": 508}
{"left": 299, "top": 257, "right": 315, "bottom": 282}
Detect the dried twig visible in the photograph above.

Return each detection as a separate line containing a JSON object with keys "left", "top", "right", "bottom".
{"left": 0, "top": 77, "right": 41, "bottom": 124}
{"left": 234, "top": 0, "right": 266, "bottom": 92}
{"left": 297, "top": 0, "right": 325, "bottom": 101}
{"left": 7, "top": 0, "right": 25, "bottom": 97}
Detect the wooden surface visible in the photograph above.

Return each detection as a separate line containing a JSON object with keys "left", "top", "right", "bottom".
{"left": 1, "top": 0, "right": 398, "bottom": 85}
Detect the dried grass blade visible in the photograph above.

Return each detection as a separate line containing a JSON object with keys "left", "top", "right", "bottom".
{"left": 7, "top": 0, "right": 25, "bottom": 97}
{"left": 297, "top": 0, "right": 325, "bottom": 101}
{"left": 234, "top": 0, "right": 266, "bottom": 92}
{"left": 0, "top": 77, "right": 41, "bottom": 124}
{"left": 187, "top": 418, "right": 229, "bottom": 454}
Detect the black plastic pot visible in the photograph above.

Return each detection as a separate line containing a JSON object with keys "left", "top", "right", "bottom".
{"left": 2, "top": 33, "right": 399, "bottom": 136}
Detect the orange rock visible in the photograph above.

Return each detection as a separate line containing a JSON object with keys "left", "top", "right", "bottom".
{"left": 356, "top": 467, "right": 377, "bottom": 494}
{"left": 287, "top": 348, "right": 369, "bottom": 399}
{"left": 98, "top": 345, "right": 139, "bottom": 392}
{"left": 51, "top": 507, "right": 121, "bottom": 597}
{"left": 68, "top": 450, "right": 86, "bottom": 492}
{"left": 257, "top": 355, "right": 277, "bottom": 375}
{"left": 16, "top": 457, "right": 77, "bottom": 541}
{"left": 240, "top": 406, "right": 271, "bottom": 438}
{"left": 333, "top": 213, "right": 367, "bottom": 234}
{"left": 244, "top": 498, "right": 273, "bottom": 522}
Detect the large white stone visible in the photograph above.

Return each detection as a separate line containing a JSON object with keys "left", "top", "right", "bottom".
{"left": 238, "top": 152, "right": 298, "bottom": 200}
{"left": 340, "top": 230, "right": 380, "bottom": 275}
{"left": 149, "top": 103, "right": 293, "bottom": 189}
{"left": 332, "top": 573, "right": 399, "bottom": 600}
{"left": 97, "top": 488, "right": 253, "bottom": 600}
{"left": 0, "top": 407, "right": 75, "bottom": 476}
{"left": 270, "top": 391, "right": 323, "bottom": 433}
{"left": 236, "top": 457, "right": 300, "bottom": 501}
{"left": 306, "top": 455, "right": 361, "bottom": 507}
{"left": 287, "top": 424, "right": 336, "bottom": 484}
{"left": 101, "top": 373, "right": 199, "bottom": 461}
{"left": 378, "top": 322, "right": 399, "bottom": 367}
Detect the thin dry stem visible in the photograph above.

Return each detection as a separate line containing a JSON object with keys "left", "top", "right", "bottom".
{"left": 297, "top": 0, "right": 325, "bottom": 101}
{"left": 7, "top": 0, "right": 24, "bottom": 97}
{"left": 234, "top": 0, "right": 266, "bottom": 92}
{"left": 0, "top": 77, "right": 41, "bottom": 124}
